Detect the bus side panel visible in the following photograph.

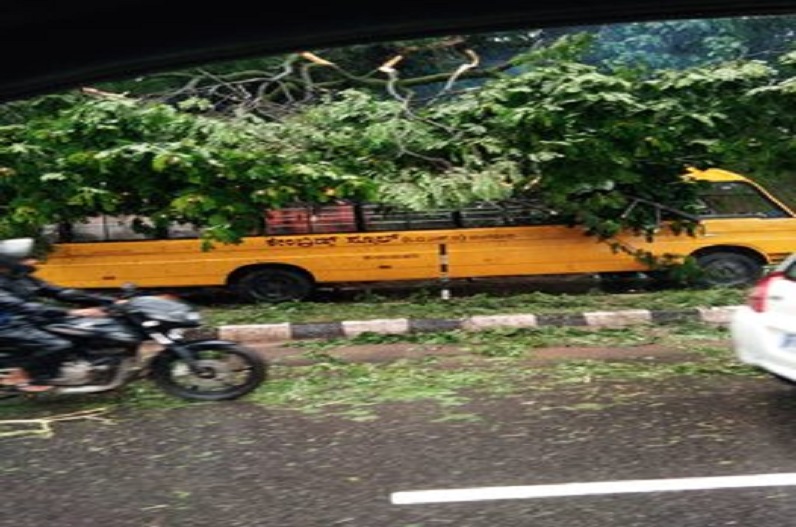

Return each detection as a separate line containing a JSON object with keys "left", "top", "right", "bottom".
{"left": 37, "top": 216, "right": 796, "bottom": 291}
{"left": 623, "top": 217, "right": 796, "bottom": 264}
{"left": 256, "top": 234, "right": 443, "bottom": 282}
{"left": 445, "top": 219, "right": 796, "bottom": 278}
{"left": 35, "top": 234, "right": 447, "bottom": 288}
{"left": 444, "top": 226, "right": 645, "bottom": 278}
{"left": 37, "top": 240, "right": 251, "bottom": 288}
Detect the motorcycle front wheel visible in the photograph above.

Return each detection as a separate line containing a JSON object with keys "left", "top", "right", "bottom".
{"left": 151, "top": 342, "right": 268, "bottom": 401}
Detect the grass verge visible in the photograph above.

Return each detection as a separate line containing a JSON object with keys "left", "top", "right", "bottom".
{"left": 288, "top": 320, "right": 730, "bottom": 358}
{"left": 201, "top": 287, "right": 746, "bottom": 326}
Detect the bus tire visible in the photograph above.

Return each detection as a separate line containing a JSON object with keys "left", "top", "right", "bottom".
{"left": 235, "top": 268, "right": 314, "bottom": 303}
{"left": 694, "top": 251, "right": 764, "bottom": 288}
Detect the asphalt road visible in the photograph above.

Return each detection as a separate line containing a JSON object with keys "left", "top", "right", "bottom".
{"left": 3, "top": 372, "right": 796, "bottom": 527}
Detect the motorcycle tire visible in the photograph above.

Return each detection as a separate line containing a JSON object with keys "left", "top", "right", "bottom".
{"left": 150, "top": 341, "right": 268, "bottom": 401}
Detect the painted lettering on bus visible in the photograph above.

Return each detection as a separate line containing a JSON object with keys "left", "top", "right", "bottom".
{"left": 264, "top": 231, "right": 519, "bottom": 248}
{"left": 466, "top": 233, "right": 517, "bottom": 241}
{"left": 345, "top": 233, "right": 400, "bottom": 245}
{"left": 265, "top": 236, "right": 340, "bottom": 248}
{"left": 265, "top": 233, "right": 401, "bottom": 248}
{"left": 363, "top": 254, "right": 421, "bottom": 260}
{"left": 400, "top": 233, "right": 517, "bottom": 243}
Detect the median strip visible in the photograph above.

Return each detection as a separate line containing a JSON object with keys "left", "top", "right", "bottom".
{"left": 212, "top": 305, "right": 743, "bottom": 343}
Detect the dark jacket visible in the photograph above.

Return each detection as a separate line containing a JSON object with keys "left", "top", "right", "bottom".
{"left": 0, "top": 271, "right": 115, "bottom": 325}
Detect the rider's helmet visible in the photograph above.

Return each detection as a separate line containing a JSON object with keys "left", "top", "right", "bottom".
{"left": 0, "top": 238, "right": 35, "bottom": 271}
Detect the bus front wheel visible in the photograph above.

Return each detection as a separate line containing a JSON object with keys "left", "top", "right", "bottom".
{"left": 235, "top": 268, "right": 314, "bottom": 303}
{"left": 694, "top": 251, "right": 763, "bottom": 288}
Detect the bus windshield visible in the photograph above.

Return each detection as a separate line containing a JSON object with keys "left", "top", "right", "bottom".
{"left": 695, "top": 181, "right": 791, "bottom": 218}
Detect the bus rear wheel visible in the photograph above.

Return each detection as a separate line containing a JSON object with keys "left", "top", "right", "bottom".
{"left": 235, "top": 268, "right": 314, "bottom": 303}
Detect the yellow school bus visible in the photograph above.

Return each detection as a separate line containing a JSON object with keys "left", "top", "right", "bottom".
{"left": 35, "top": 167, "right": 796, "bottom": 302}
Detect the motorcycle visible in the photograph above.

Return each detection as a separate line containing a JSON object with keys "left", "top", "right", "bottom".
{"left": 0, "top": 286, "right": 268, "bottom": 400}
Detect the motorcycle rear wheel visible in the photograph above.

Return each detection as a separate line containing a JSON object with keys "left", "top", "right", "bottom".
{"left": 151, "top": 343, "right": 268, "bottom": 401}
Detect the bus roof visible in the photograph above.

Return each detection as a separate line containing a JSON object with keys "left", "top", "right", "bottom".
{"left": 684, "top": 167, "right": 751, "bottom": 183}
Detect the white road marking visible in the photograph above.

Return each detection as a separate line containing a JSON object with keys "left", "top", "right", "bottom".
{"left": 391, "top": 473, "right": 796, "bottom": 505}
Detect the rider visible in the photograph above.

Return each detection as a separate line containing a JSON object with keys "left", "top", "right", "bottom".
{"left": 0, "top": 238, "right": 114, "bottom": 392}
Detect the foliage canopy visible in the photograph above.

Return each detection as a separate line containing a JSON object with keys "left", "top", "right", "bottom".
{"left": 0, "top": 28, "right": 795, "bottom": 260}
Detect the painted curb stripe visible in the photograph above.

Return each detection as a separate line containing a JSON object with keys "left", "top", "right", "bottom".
{"left": 698, "top": 306, "right": 743, "bottom": 324}
{"left": 391, "top": 472, "right": 796, "bottom": 505}
{"left": 650, "top": 309, "right": 701, "bottom": 324}
{"left": 535, "top": 313, "right": 588, "bottom": 327}
{"left": 218, "top": 323, "right": 288, "bottom": 342}
{"left": 462, "top": 314, "right": 539, "bottom": 330}
{"left": 342, "top": 319, "right": 410, "bottom": 337}
{"left": 409, "top": 319, "right": 463, "bottom": 333}
{"left": 290, "top": 322, "right": 344, "bottom": 340}
{"left": 209, "top": 305, "right": 743, "bottom": 341}
{"left": 583, "top": 309, "right": 651, "bottom": 327}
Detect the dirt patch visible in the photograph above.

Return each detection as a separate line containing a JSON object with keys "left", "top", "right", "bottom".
{"left": 250, "top": 341, "right": 707, "bottom": 366}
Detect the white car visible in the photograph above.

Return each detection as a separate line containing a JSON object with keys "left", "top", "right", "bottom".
{"left": 732, "top": 254, "right": 796, "bottom": 383}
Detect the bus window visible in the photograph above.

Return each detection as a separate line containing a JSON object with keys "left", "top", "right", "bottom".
{"left": 362, "top": 205, "right": 457, "bottom": 231}
{"left": 265, "top": 207, "right": 312, "bottom": 235}
{"left": 697, "top": 182, "right": 790, "bottom": 218}
{"left": 265, "top": 204, "right": 357, "bottom": 235}
{"left": 307, "top": 204, "right": 357, "bottom": 233}
{"left": 67, "top": 217, "right": 104, "bottom": 242}
{"left": 168, "top": 222, "right": 201, "bottom": 239}
{"left": 105, "top": 216, "right": 158, "bottom": 240}
{"left": 460, "top": 204, "right": 505, "bottom": 228}
{"left": 460, "top": 200, "right": 560, "bottom": 228}
{"left": 360, "top": 205, "right": 409, "bottom": 231}
{"left": 58, "top": 215, "right": 160, "bottom": 242}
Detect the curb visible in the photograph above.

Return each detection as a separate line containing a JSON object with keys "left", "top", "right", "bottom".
{"left": 194, "top": 305, "right": 744, "bottom": 343}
